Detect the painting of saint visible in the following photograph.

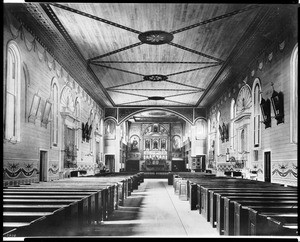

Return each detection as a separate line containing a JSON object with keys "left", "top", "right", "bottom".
{"left": 161, "top": 139, "right": 166, "bottom": 150}
{"left": 153, "top": 140, "right": 158, "bottom": 149}
{"left": 131, "top": 136, "right": 139, "bottom": 151}
{"left": 172, "top": 135, "right": 181, "bottom": 151}
{"left": 145, "top": 139, "right": 150, "bottom": 150}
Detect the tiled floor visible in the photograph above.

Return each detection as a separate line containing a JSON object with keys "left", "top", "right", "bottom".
{"left": 78, "top": 179, "right": 220, "bottom": 237}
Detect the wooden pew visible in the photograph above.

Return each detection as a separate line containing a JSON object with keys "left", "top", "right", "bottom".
{"left": 209, "top": 189, "right": 297, "bottom": 227}
{"left": 220, "top": 196, "right": 297, "bottom": 235}
{"left": 172, "top": 172, "right": 297, "bottom": 237}
{"left": 200, "top": 182, "right": 296, "bottom": 220}
{"left": 234, "top": 203, "right": 298, "bottom": 235}
{"left": 248, "top": 208, "right": 298, "bottom": 236}
{"left": 3, "top": 174, "right": 140, "bottom": 237}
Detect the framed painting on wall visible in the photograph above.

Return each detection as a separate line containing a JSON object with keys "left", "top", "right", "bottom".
{"left": 172, "top": 135, "right": 181, "bottom": 151}
{"left": 41, "top": 100, "right": 52, "bottom": 128}
{"left": 28, "top": 93, "right": 41, "bottom": 123}
{"left": 130, "top": 135, "right": 140, "bottom": 151}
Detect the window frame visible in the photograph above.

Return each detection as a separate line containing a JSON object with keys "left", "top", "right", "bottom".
{"left": 290, "top": 44, "right": 298, "bottom": 144}
{"left": 5, "top": 41, "right": 21, "bottom": 142}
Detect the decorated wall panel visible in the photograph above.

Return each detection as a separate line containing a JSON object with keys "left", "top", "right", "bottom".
{"left": 3, "top": 12, "right": 104, "bottom": 186}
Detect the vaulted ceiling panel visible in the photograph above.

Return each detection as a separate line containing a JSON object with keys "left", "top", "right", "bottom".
{"left": 47, "top": 3, "right": 261, "bottom": 107}
{"left": 9, "top": 3, "right": 288, "bottom": 108}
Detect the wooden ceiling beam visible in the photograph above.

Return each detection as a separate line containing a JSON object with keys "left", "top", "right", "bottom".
{"left": 49, "top": 3, "right": 142, "bottom": 34}
{"left": 165, "top": 79, "right": 205, "bottom": 91}
{"left": 166, "top": 63, "right": 221, "bottom": 77}
{"left": 170, "top": 4, "right": 259, "bottom": 34}
{"left": 90, "top": 62, "right": 144, "bottom": 76}
{"left": 88, "top": 42, "right": 144, "bottom": 61}
{"left": 168, "top": 42, "right": 223, "bottom": 62}
{"left": 91, "top": 61, "right": 218, "bottom": 64}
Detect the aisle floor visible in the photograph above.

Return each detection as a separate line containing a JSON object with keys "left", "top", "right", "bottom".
{"left": 78, "top": 179, "right": 220, "bottom": 237}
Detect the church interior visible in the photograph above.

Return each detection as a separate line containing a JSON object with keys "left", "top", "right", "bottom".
{"left": 3, "top": 3, "right": 298, "bottom": 239}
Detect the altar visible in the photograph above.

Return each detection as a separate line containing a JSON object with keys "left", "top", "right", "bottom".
{"left": 141, "top": 159, "right": 170, "bottom": 171}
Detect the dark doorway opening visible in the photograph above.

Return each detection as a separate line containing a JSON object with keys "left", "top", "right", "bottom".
{"left": 39, "top": 150, "right": 47, "bottom": 182}
{"left": 126, "top": 160, "right": 139, "bottom": 172}
{"left": 264, "top": 151, "right": 271, "bottom": 182}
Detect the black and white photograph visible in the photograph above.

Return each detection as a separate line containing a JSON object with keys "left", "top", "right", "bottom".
{"left": 3, "top": 1, "right": 298, "bottom": 241}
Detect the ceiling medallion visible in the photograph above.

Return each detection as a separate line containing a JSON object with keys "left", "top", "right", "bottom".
{"left": 138, "top": 30, "right": 174, "bottom": 45}
{"left": 148, "top": 96, "right": 165, "bottom": 101}
{"left": 144, "top": 75, "right": 168, "bottom": 82}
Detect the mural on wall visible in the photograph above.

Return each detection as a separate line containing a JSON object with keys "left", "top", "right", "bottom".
{"left": 153, "top": 139, "right": 159, "bottom": 150}
{"left": 161, "top": 139, "right": 166, "bottom": 150}
{"left": 172, "top": 135, "right": 181, "bottom": 151}
{"left": 60, "top": 85, "right": 75, "bottom": 113}
{"left": 104, "top": 119, "right": 116, "bottom": 139}
{"left": 48, "top": 164, "right": 59, "bottom": 174}
{"left": 144, "top": 123, "right": 168, "bottom": 135}
{"left": 145, "top": 139, "right": 150, "bottom": 150}
{"left": 130, "top": 135, "right": 140, "bottom": 151}
{"left": 272, "top": 162, "right": 297, "bottom": 179}
{"left": 4, "top": 162, "right": 38, "bottom": 179}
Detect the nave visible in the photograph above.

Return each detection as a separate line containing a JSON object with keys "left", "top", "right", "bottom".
{"left": 77, "top": 179, "right": 219, "bottom": 237}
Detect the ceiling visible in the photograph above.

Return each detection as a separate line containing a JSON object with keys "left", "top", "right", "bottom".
{"left": 129, "top": 110, "right": 184, "bottom": 123}
{"left": 5, "top": 3, "right": 297, "bottom": 109}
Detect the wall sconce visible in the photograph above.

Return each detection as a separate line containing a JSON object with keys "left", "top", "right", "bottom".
{"left": 260, "top": 97, "right": 271, "bottom": 128}
{"left": 270, "top": 83, "right": 284, "bottom": 124}
{"left": 226, "top": 148, "right": 230, "bottom": 162}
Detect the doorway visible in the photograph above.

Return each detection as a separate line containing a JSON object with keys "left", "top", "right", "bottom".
{"left": 39, "top": 150, "right": 48, "bottom": 182}
{"left": 105, "top": 155, "right": 115, "bottom": 172}
{"left": 264, "top": 151, "right": 271, "bottom": 182}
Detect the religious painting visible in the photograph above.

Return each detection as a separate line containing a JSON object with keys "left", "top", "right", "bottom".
{"left": 145, "top": 139, "right": 150, "bottom": 150}
{"left": 172, "top": 135, "right": 181, "bottom": 151}
{"left": 41, "top": 100, "right": 52, "bottom": 128}
{"left": 145, "top": 125, "right": 152, "bottom": 134}
{"left": 104, "top": 119, "right": 116, "bottom": 139}
{"left": 153, "top": 139, "right": 159, "bottom": 150}
{"left": 153, "top": 124, "right": 159, "bottom": 133}
{"left": 28, "top": 93, "right": 41, "bottom": 123}
{"left": 130, "top": 135, "right": 139, "bottom": 151}
{"left": 161, "top": 139, "right": 166, "bottom": 150}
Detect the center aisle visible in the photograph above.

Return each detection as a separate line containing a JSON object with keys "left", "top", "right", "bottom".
{"left": 79, "top": 179, "right": 219, "bottom": 237}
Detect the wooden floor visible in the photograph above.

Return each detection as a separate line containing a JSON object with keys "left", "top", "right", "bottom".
{"left": 74, "top": 179, "right": 219, "bottom": 237}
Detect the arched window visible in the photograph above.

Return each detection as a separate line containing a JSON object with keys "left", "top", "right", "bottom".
{"left": 290, "top": 44, "right": 298, "bottom": 144}
{"left": 51, "top": 82, "right": 59, "bottom": 146}
{"left": 230, "top": 99, "right": 236, "bottom": 150}
{"left": 195, "top": 119, "right": 207, "bottom": 140}
{"left": 5, "top": 42, "right": 21, "bottom": 142}
{"left": 253, "top": 79, "right": 261, "bottom": 147}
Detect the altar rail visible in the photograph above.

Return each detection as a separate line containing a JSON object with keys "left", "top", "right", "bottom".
{"left": 143, "top": 171, "right": 170, "bottom": 179}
